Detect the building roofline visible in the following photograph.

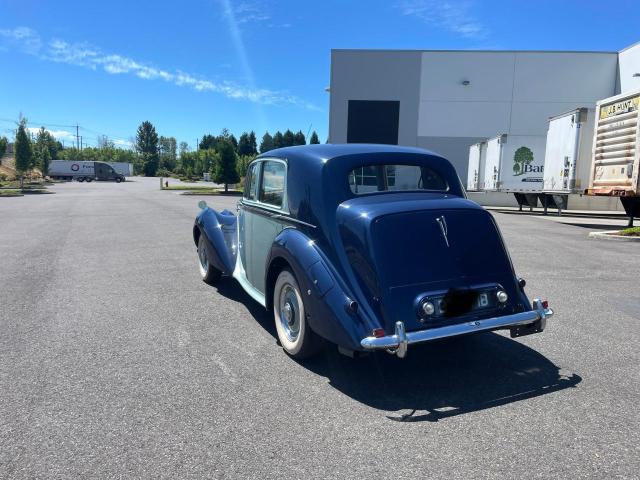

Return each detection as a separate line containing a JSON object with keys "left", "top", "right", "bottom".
{"left": 619, "top": 40, "right": 640, "bottom": 53}
{"left": 331, "top": 48, "right": 619, "bottom": 55}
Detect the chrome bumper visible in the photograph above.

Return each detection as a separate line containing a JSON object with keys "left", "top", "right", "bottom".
{"left": 360, "top": 299, "right": 553, "bottom": 358}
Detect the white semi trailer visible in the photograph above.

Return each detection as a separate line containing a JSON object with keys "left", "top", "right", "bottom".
{"left": 466, "top": 141, "right": 486, "bottom": 191}
{"left": 49, "top": 160, "right": 125, "bottom": 182}
{"left": 483, "top": 134, "right": 546, "bottom": 210}
{"left": 539, "top": 108, "right": 595, "bottom": 214}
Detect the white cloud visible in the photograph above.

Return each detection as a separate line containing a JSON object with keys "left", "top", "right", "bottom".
{"left": 27, "top": 127, "right": 75, "bottom": 141}
{"left": 227, "top": 1, "right": 271, "bottom": 25}
{"left": 0, "top": 26, "right": 42, "bottom": 53}
{"left": 1, "top": 26, "right": 318, "bottom": 110}
{"left": 397, "top": 0, "right": 487, "bottom": 39}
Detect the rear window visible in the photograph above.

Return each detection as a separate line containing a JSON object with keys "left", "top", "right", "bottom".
{"left": 348, "top": 164, "right": 448, "bottom": 194}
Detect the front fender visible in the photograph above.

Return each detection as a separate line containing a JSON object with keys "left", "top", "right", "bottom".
{"left": 194, "top": 207, "right": 237, "bottom": 275}
{"left": 266, "top": 228, "right": 375, "bottom": 351}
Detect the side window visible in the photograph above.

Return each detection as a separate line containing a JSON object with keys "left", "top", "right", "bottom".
{"left": 244, "top": 162, "right": 259, "bottom": 200}
{"left": 260, "top": 161, "right": 286, "bottom": 207}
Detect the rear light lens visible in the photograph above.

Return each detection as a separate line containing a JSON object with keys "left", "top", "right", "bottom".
{"left": 372, "top": 328, "right": 385, "bottom": 338}
{"left": 542, "top": 300, "right": 549, "bottom": 309}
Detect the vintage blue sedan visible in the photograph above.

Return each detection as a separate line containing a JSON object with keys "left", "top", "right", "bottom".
{"left": 193, "top": 144, "right": 553, "bottom": 359}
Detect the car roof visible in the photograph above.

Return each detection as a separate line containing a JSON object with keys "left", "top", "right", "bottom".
{"left": 257, "top": 143, "right": 444, "bottom": 165}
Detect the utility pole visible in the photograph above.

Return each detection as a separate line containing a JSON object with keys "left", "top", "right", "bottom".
{"left": 76, "top": 124, "right": 80, "bottom": 150}
{"left": 80, "top": 136, "right": 83, "bottom": 151}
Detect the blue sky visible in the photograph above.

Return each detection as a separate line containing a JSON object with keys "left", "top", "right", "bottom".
{"left": 1, "top": 0, "right": 639, "bottom": 150}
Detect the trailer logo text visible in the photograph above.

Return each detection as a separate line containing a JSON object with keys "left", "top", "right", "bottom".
{"left": 512, "top": 146, "right": 543, "bottom": 176}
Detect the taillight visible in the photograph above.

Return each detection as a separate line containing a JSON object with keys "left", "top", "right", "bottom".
{"left": 372, "top": 328, "right": 385, "bottom": 338}
{"left": 542, "top": 300, "right": 549, "bottom": 309}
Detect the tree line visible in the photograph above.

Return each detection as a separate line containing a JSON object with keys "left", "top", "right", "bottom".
{"left": 3, "top": 117, "right": 321, "bottom": 189}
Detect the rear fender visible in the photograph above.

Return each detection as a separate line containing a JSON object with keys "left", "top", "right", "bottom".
{"left": 266, "top": 228, "right": 374, "bottom": 351}
{"left": 194, "top": 207, "right": 237, "bottom": 275}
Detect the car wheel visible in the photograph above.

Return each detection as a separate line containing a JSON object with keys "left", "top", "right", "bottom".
{"left": 86, "top": 178, "right": 93, "bottom": 183}
{"left": 116, "top": 177, "right": 122, "bottom": 183}
{"left": 197, "top": 234, "right": 222, "bottom": 285}
{"left": 273, "top": 269, "right": 322, "bottom": 359}
{"left": 77, "top": 177, "right": 84, "bottom": 182}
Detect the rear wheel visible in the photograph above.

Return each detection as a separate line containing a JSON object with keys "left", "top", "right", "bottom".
{"left": 115, "top": 177, "right": 123, "bottom": 183}
{"left": 197, "top": 234, "right": 222, "bottom": 285}
{"left": 273, "top": 269, "right": 322, "bottom": 359}
{"left": 86, "top": 178, "right": 93, "bottom": 183}
{"left": 77, "top": 177, "right": 85, "bottom": 182}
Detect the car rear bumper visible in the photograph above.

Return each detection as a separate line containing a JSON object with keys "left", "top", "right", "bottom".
{"left": 360, "top": 299, "right": 553, "bottom": 358}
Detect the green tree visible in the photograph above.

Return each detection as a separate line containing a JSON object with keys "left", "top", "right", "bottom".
{"left": 14, "top": 117, "right": 32, "bottom": 183}
{"left": 283, "top": 129, "right": 295, "bottom": 147}
{"left": 135, "top": 121, "right": 159, "bottom": 176}
{"left": 199, "top": 134, "right": 216, "bottom": 150}
{"left": 0, "top": 136, "right": 8, "bottom": 159}
{"left": 213, "top": 139, "right": 240, "bottom": 192}
{"left": 158, "top": 136, "right": 177, "bottom": 171}
{"left": 238, "top": 132, "right": 252, "bottom": 156}
{"left": 34, "top": 127, "right": 56, "bottom": 174}
{"left": 309, "top": 131, "right": 320, "bottom": 144}
{"left": 273, "top": 131, "right": 284, "bottom": 149}
{"left": 293, "top": 130, "right": 306, "bottom": 146}
{"left": 248, "top": 131, "right": 257, "bottom": 155}
{"left": 237, "top": 154, "right": 255, "bottom": 178}
{"left": 229, "top": 134, "right": 238, "bottom": 152}
{"left": 513, "top": 146, "right": 534, "bottom": 176}
{"left": 260, "top": 132, "right": 274, "bottom": 153}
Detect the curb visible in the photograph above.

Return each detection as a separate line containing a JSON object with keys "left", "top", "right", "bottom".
{"left": 588, "top": 230, "right": 640, "bottom": 242}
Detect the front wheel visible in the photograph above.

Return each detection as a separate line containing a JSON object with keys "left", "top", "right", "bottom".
{"left": 115, "top": 177, "right": 123, "bottom": 183}
{"left": 273, "top": 269, "right": 322, "bottom": 359}
{"left": 197, "top": 234, "right": 222, "bottom": 285}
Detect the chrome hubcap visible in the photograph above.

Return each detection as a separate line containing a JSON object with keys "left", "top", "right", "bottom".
{"left": 279, "top": 285, "right": 300, "bottom": 342}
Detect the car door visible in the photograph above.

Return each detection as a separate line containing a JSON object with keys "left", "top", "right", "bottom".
{"left": 247, "top": 159, "right": 288, "bottom": 294}
{"left": 238, "top": 161, "right": 260, "bottom": 278}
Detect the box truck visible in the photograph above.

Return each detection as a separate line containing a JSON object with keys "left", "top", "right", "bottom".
{"left": 49, "top": 160, "right": 125, "bottom": 183}
{"left": 587, "top": 89, "right": 640, "bottom": 226}
{"left": 539, "top": 108, "right": 595, "bottom": 213}
{"left": 466, "top": 141, "right": 486, "bottom": 191}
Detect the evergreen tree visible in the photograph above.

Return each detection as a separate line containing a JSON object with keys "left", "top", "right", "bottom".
{"left": 309, "top": 131, "right": 320, "bottom": 144}
{"left": 199, "top": 134, "right": 216, "bottom": 151}
{"left": 273, "top": 131, "right": 284, "bottom": 149}
{"left": 135, "top": 121, "right": 159, "bottom": 176}
{"left": 14, "top": 117, "right": 32, "bottom": 180}
{"left": 238, "top": 132, "right": 252, "bottom": 156}
{"left": 293, "top": 130, "right": 306, "bottom": 145}
{"left": 260, "top": 132, "right": 274, "bottom": 153}
{"left": 229, "top": 134, "right": 238, "bottom": 152}
{"left": 213, "top": 139, "right": 240, "bottom": 192}
{"left": 283, "top": 129, "right": 295, "bottom": 147}
{"left": 248, "top": 131, "right": 258, "bottom": 155}
{"left": 0, "top": 136, "right": 8, "bottom": 159}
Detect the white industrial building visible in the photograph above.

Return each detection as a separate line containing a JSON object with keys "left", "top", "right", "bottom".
{"left": 328, "top": 41, "right": 640, "bottom": 185}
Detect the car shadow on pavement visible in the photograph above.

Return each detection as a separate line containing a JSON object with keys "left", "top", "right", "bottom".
{"left": 213, "top": 279, "right": 581, "bottom": 423}
{"left": 303, "top": 333, "right": 581, "bottom": 422}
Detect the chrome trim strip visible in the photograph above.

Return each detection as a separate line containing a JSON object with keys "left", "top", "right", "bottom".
{"left": 361, "top": 299, "right": 553, "bottom": 358}
{"left": 241, "top": 201, "right": 317, "bottom": 229}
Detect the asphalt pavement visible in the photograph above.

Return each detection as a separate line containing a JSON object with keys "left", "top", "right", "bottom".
{"left": 1, "top": 177, "right": 638, "bottom": 479}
